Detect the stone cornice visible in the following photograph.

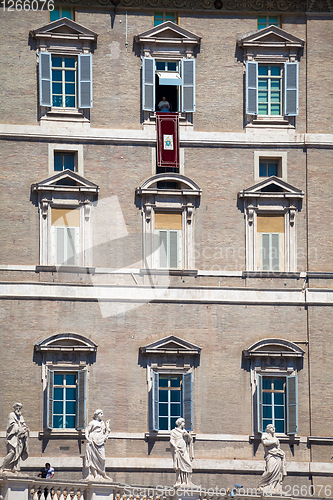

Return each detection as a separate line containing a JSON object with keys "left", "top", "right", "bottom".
{"left": 53, "top": 0, "right": 333, "bottom": 14}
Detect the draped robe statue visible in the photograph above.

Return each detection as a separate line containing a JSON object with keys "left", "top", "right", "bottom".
{"left": 83, "top": 409, "right": 112, "bottom": 481}
{"left": 170, "top": 417, "right": 194, "bottom": 487}
{"left": 0, "top": 403, "right": 29, "bottom": 473}
{"left": 258, "top": 424, "right": 287, "bottom": 495}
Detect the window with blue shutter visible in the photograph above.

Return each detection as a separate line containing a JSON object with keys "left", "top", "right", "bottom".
{"left": 142, "top": 57, "right": 155, "bottom": 112}
{"left": 78, "top": 54, "right": 93, "bottom": 109}
{"left": 181, "top": 59, "right": 195, "bottom": 113}
{"left": 39, "top": 52, "right": 52, "bottom": 107}
{"left": 284, "top": 62, "right": 299, "bottom": 116}
{"left": 246, "top": 61, "right": 258, "bottom": 115}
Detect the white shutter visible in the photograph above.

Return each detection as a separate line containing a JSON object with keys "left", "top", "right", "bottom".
{"left": 78, "top": 54, "right": 93, "bottom": 109}
{"left": 47, "top": 369, "right": 54, "bottom": 429}
{"left": 158, "top": 230, "right": 168, "bottom": 268}
{"left": 271, "top": 233, "right": 280, "bottom": 271}
{"left": 66, "top": 227, "right": 76, "bottom": 265}
{"left": 261, "top": 233, "right": 270, "bottom": 271}
{"left": 39, "top": 52, "right": 52, "bottom": 107}
{"left": 56, "top": 227, "right": 65, "bottom": 265}
{"left": 284, "top": 62, "right": 299, "bottom": 116}
{"left": 257, "top": 374, "right": 263, "bottom": 433}
{"left": 77, "top": 370, "right": 86, "bottom": 430}
{"left": 142, "top": 57, "right": 155, "bottom": 111}
{"left": 286, "top": 375, "right": 298, "bottom": 434}
{"left": 246, "top": 61, "right": 258, "bottom": 115}
{"left": 152, "top": 371, "right": 159, "bottom": 431}
{"left": 183, "top": 372, "right": 193, "bottom": 431}
{"left": 181, "top": 59, "right": 195, "bottom": 112}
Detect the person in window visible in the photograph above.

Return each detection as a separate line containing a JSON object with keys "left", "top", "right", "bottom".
{"left": 170, "top": 417, "right": 194, "bottom": 487}
{"left": 257, "top": 424, "right": 287, "bottom": 495}
{"left": 158, "top": 97, "right": 171, "bottom": 112}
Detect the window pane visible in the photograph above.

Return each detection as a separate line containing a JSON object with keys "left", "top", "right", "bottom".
{"left": 275, "top": 420, "right": 284, "bottom": 433}
{"left": 66, "top": 387, "right": 76, "bottom": 400}
{"left": 65, "top": 58, "right": 75, "bottom": 68}
{"left": 159, "top": 390, "right": 168, "bottom": 402}
{"left": 167, "top": 62, "right": 177, "bottom": 71}
{"left": 258, "top": 66, "right": 268, "bottom": 76}
{"left": 52, "top": 70, "right": 62, "bottom": 81}
{"left": 267, "top": 163, "right": 277, "bottom": 176}
{"left": 170, "top": 417, "right": 178, "bottom": 429}
{"left": 263, "top": 418, "right": 272, "bottom": 428}
{"left": 65, "top": 96, "right": 75, "bottom": 107}
{"left": 156, "top": 61, "right": 165, "bottom": 71}
{"left": 269, "top": 16, "right": 278, "bottom": 24}
{"left": 62, "top": 8, "right": 73, "bottom": 19}
{"left": 53, "top": 96, "right": 63, "bottom": 107}
{"left": 54, "top": 388, "right": 63, "bottom": 400}
{"left": 263, "top": 392, "right": 272, "bottom": 404}
{"left": 65, "top": 416, "right": 75, "bottom": 428}
{"left": 170, "top": 377, "right": 181, "bottom": 387}
{"left": 65, "top": 83, "right": 75, "bottom": 95}
{"left": 159, "top": 417, "right": 168, "bottom": 430}
{"left": 171, "top": 403, "right": 181, "bottom": 416}
{"left": 274, "top": 379, "right": 284, "bottom": 391}
{"left": 271, "top": 104, "right": 281, "bottom": 115}
{"left": 258, "top": 103, "right": 268, "bottom": 115}
{"left": 159, "top": 377, "right": 168, "bottom": 387}
{"left": 159, "top": 403, "right": 168, "bottom": 416}
{"left": 274, "top": 393, "right": 284, "bottom": 405}
{"left": 259, "top": 163, "right": 267, "bottom": 177}
{"left": 66, "top": 401, "right": 76, "bottom": 414}
{"left": 66, "top": 374, "right": 76, "bottom": 385}
{"left": 271, "top": 66, "right": 281, "bottom": 76}
{"left": 65, "top": 71, "right": 75, "bottom": 82}
{"left": 52, "top": 83, "right": 62, "bottom": 95}
{"left": 274, "top": 406, "right": 285, "bottom": 419}
{"left": 50, "top": 7, "right": 60, "bottom": 21}
{"left": 64, "top": 155, "right": 75, "bottom": 171}
{"left": 54, "top": 373, "right": 63, "bottom": 385}
{"left": 53, "top": 401, "right": 63, "bottom": 414}
{"left": 263, "top": 378, "right": 272, "bottom": 390}
{"left": 263, "top": 405, "right": 272, "bottom": 418}
{"left": 53, "top": 415, "right": 63, "bottom": 428}
{"left": 171, "top": 391, "right": 181, "bottom": 402}
{"left": 52, "top": 57, "right": 62, "bottom": 68}
{"left": 165, "top": 12, "right": 175, "bottom": 21}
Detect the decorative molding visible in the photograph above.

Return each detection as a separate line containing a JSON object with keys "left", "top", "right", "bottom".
{"left": 53, "top": 0, "right": 332, "bottom": 14}
{"left": 34, "top": 332, "right": 98, "bottom": 352}
{"left": 140, "top": 334, "right": 201, "bottom": 355}
{"left": 244, "top": 338, "right": 305, "bottom": 358}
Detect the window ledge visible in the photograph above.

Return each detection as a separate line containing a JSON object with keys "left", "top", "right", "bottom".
{"left": 250, "top": 434, "right": 300, "bottom": 443}
{"left": 140, "top": 268, "right": 198, "bottom": 276}
{"left": 243, "top": 271, "right": 301, "bottom": 278}
{"left": 39, "top": 430, "right": 84, "bottom": 439}
{"left": 41, "top": 108, "right": 90, "bottom": 124}
{"left": 145, "top": 431, "right": 197, "bottom": 440}
{"left": 36, "top": 266, "right": 95, "bottom": 274}
{"left": 307, "top": 436, "right": 333, "bottom": 444}
{"left": 246, "top": 117, "right": 294, "bottom": 129}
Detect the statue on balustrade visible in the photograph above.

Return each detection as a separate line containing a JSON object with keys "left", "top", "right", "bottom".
{"left": 170, "top": 417, "right": 194, "bottom": 487}
{"left": 257, "top": 424, "right": 287, "bottom": 495}
{"left": 83, "top": 409, "right": 112, "bottom": 481}
{"left": 0, "top": 403, "right": 29, "bottom": 473}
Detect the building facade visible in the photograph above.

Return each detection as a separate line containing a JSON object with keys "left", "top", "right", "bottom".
{"left": 0, "top": 0, "right": 332, "bottom": 496}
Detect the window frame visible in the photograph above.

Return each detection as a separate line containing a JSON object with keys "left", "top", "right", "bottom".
{"left": 257, "top": 15, "right": 281, "bottom": 30}
{"left": 48, "top": 144, "right": 83, "bottom": 176}
{"left": 50, "top": 5, "right": 75, "bottom": 21}
{"left": 153, "top": 11, "right": 178, "bottom": 26}
{"left": 254, "top": 151, "right": 287, "bottom": 182}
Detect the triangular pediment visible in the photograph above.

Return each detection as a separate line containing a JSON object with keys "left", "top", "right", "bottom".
{"left": 35, "top": 333, "right": 98, "bottom": 352}
{"left": 33, "top": 170, "right": 99, "bottom": 193}
{"left": 244, "top": 338, "right": 304, "bottom": 358}
{"left": 238, "top": 25, "right": 304, "bottom": 49}
{"left": 135, "top": 21, "right": 201, "bottom": 45}
{"left": 140, "top": 335, "right": 201, "bottom": 355}
{"left": 239, "top": 177, "right": 304, "bottom": 198}
{"left": 30, "top": 17, "right": 98, "bottom": 41}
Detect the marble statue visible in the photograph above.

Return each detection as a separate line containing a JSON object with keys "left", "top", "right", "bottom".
{"left": 0, "top": 403, "right": 29, "bottom": 473}
{"left": 258, "top": 424, "right": 287, "bottom": 495}
{"left": 84, "top": 409, "right": 112, "bottom": 481}
{"left": 170, "top": 417, "right": 194, "bottom": 487}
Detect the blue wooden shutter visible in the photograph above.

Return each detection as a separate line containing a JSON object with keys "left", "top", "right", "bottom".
{"left": 246, "top": 61, "right": 258, "bottom": 115}
{"left": 39, "top": 52, "right": 52, "bottom": 107}
{"left": 47, "top": 369, "right": 54, "bottom": 429}
{"left": 257, "top": 374, "right": 263, "bottom": 433}
{"left": 183, "top": 372, "right": 193, "bottom": 431}
{"left": 77, "top": 370, "right": 86, "bottom": 430}
{"left": 152, "top": 371, "right": 159, "bottom": 431}
{"left": 142, "top": 57, "right": 155, "bottom": 111}
{"left": 284, "top": 62, "right": 299, "bottom": 116}
{"left": 286, "top": 375, "right": 298, "bottom": 434}
{"left": 78, "top": 54, "right": 93, "bottom": 109}
{"left": 181, "top": 59, "right": 195, "bottom": 112}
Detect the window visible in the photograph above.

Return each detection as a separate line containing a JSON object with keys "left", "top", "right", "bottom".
{"left": 257, "top": 15, "right": 280, "bottom": 29}
{"left": 31, "top": 18, "right": 97, "bottom": 118}
{"left": 246, "top": 61, "right": 298, "bottom": 117}
{"left": 243, "top": 339, "right": 303, "bottom": 436}
{"left": 238, "top": 26, "right": 304, "bottom": 126}
{"left": 48, "top": 144, "right": 83, "bottom": 176}
{"left": 143, "top": 57, "right": 195, "bottom": 113}
{"left": 257, "top": 374, "right": 297, "bottom": 435}
{"left": 33, "top": 170, "right": 99, "bottom": 267}
{"left": 54, "top": 152, "right": 75, "bottom": 172}
{"left": 50, "top": 5, "right": 74, "bottom": 21}
{"left": 254, "top": 151, "right": 287, "bottom": 181}
{"left": 155, "top": 212, "right": 182, "bottom": 269}
{"left": 136, "top": 174, "right": 201, "bottom": 271}
{"left": 239, "top": 177, "right": 304, "bottom": 273}
{"left": 259, "top": 160, "right": 279, "bottom": 177}
{"left": 154, "top": 11, "right": 177, "bottom": 26}
{"left": 51, "top": 372, "right": 78, "bottom": 429}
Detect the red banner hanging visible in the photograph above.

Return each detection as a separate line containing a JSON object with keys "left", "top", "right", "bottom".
{"left": 156, "top": 112, "right": 179, "bottom": 169}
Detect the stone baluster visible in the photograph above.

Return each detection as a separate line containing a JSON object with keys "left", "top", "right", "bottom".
{"left": 30, "top": 485, "right": 85, "bottom": 500}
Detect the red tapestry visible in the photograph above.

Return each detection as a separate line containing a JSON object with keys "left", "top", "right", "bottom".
{"left": 156, "top": 112, "right": 179, "bottom": 169}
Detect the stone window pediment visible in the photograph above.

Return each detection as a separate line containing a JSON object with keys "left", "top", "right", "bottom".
{"left": 244, "top": 338, "right": 305, "bottom": 359}
{"left": 140, "top": 335, "right": 201, "bottom": 356}
{"left": 238, "top": 26, "right": 304, "bottom": 52}
{"left": 33, "top": 170, "right": 99, "bottom": 194}
{"left": 239, "top": 176, "right": 304, "bottom": 200}
{"left": 34, "top": 333, "right": 98, "bottom": 353}
{"left": 30, "top": 18, "right": 98, "bottom": 48}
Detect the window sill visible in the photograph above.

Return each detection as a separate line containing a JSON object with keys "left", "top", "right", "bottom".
{"left": 36, "top": 266, "right": 95, "bottom": 274}
{"left": 307, "top": 436, "right": 333, "bottom": 444}
{"left": 140, "top": 268, "right": 198, "bottom": 277}
{"left": 39, "top": 430, "right": 84, "bottom": 439}
{"left": 145, "top": 431, "right": 197, "bottom": 440}
{"left": 246, "top": 116, "right": 294, "bottom": 129}
{"left": 249, "top": 434, "right": 300, "bottom": 443}
{"left": 40, "top": 107, "right": 90, "bottom": 124}
{"left": 243, "top": 271, "right": 301, "bottom": 278}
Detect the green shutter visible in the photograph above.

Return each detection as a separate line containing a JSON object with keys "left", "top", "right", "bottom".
{"left": 152, "top": 371, "right": 159, "bottom": 431}
{"left": 77, "top": 370, "right": 86, "bottom": 430}
{"left": 181, "top": 59, "right": 195, "bottom": 112}
{"left": 286, "top": 375, "right": 298, "bottom": 435}
{"left": 183, "top": 372, "right": 193, "bottom": 431}
{"left": 78, "top": 54, "right": 93, "bottom": 108}
{"left": 47, "top": 369, "right": 54, "bottom": 429}
{"left": 246, "top": 61, "right": 258, "bottom": 115}
{"left": 142, "top": 57, "right": 155, "bottom": 111}
{"left": 284, "top": 62, "right": 298, "bottom": 116}
{"left": 257, "top": 374, "right": 263, "bottom": 433}
{"left": 39, "top": 52, "right": 52, "bottom": 107}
